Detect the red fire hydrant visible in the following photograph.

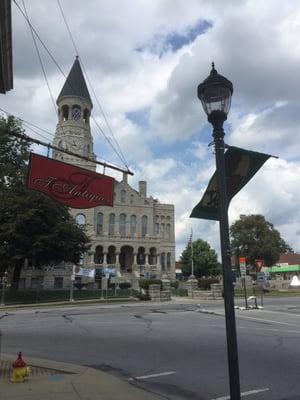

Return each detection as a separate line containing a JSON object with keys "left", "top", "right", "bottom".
{"left": 11, "top": 352, "right": 31, "bottom": 383}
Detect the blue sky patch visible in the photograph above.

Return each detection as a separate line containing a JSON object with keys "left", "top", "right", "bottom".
{"left": 136, "top": 19, "right": 212, "bottom": 56}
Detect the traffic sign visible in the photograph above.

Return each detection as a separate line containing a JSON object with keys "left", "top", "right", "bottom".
{"left": 257, "top": 272, "right": 266, "bottom": 284}
{"left": 239, "top": 257, "right": 246, "bottom": 278}
{"left": 255, "top": 259, "right": 264, "bottom": 271}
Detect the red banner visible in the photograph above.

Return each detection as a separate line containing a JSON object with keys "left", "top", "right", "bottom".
{"left": 27, "top": 153, "right": 114, "bottom": 208}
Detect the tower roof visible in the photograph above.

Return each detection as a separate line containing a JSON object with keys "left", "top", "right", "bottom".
{"left": 57, "top": 57, "right": 92, "bottom": 106}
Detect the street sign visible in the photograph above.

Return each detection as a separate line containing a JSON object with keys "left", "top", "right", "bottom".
{"left": 239, "top": 257, "right": 246, "bottom": 278}
{"left": 255, "top": 259, "right": 264, "bottom": 271}
{"left": 257, "top": 272, "right": 266, "bottom": 284}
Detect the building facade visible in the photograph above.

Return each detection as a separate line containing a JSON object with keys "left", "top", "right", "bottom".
{"left": 20, "top": 58, "right": 175, "bottom": 290}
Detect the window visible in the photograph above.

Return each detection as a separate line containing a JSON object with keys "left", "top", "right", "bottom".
{"left": 31, "top": 277, "right": 39, "bottom": 290}
{"left": 75, "top": 214, "right": 86, "bottom": 225}
{"left": 83, "top": 108, "right": 90, "bottom": 124}
{"left": 161, "top": 223, "right": 165, "bottom": 239}
{"left": 166, "top": 224, "right": 171, "bottom": 239}
{"left": 161, "top": 253, "right": 166, "bottom": 271}
{"left": 72, "top": 105, "right": 81, "bottom": 121}
{"left": 96, "top": 212, "right": 103, "bottom": 235}
{"left": 130, "top": 194, "right": 134, "bottom": 204}
{"left": 119, "top": 213, "right": 126, "bottom": 237}
{"left": 54, "top": 277, "right": 63, "bottom": 289}
{"left": 155, "top": 223, "right": 159, "bottom": 235}
{"left": 62, "top": 105, "right": 69, "bottom": 121}
{"left": 167, "top": 253, "right": 171, "bottom": 270}
{"left": 130, "top": 215, "right": 136, "bottom": 236}
{"left": 109, "top": 213, "right": 115, "bottom": 236}
{"left": 142, "top": 215, "right": 148, "bottom": 237}
{"left": 120, "top": 189, "right": 126, "bottom": 203}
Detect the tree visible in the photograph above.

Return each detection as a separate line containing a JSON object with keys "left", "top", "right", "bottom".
{"left": 230, "top": 214, "right": 293, "bottom": 268}
{"left": 180, "top": 238, "right": 219, "bottom": 277}
{"left": 0, "top": 116, "right": 90, "bottom": 285}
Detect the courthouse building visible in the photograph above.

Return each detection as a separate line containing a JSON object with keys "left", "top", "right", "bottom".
{"left": 20, "top": 58, "right": 175, "bottom": 289}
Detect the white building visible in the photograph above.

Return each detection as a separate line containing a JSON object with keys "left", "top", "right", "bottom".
{"left": 20, "top": 58, "right": 176, "bottom": 290}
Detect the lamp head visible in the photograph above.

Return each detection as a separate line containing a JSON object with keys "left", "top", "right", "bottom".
{"left": 198, "top": 62, "right": 233, "bottom": 119}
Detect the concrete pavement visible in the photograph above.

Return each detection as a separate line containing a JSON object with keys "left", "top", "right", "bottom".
{"left": 0, "top": 353, "right": 163, "bottom": 400}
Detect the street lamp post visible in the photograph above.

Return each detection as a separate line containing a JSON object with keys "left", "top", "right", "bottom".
{"left": 197, "top": 63, "right": 241, "bottom": 399}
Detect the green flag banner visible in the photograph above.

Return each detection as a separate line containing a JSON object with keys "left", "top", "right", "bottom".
{"left": 190, "top": 146, "right": 272, "bottom": 221}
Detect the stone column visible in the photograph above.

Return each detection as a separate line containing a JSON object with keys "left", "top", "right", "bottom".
{"left": 103, "top": 253, "right": 108, "bottom": 266}
{"left": 148, "top": 284, "right": 161, "bottom": 301}
{"left": 186, "top": 276, "right": 198, "bottom": 297}
{"left": 132, "top": 254, "right": 139, "bottom": 277}
{"left": 115, "top": 252, "right": 121, "bottom": 277}
{"left": 145, "top": 254, "right": 149, "bottom": 265}
{"left": 211, "top": 283, "right": 223, "bottom": 299}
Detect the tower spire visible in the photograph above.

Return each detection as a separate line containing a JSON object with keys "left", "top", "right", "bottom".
{"left": 57, "top": 57, "right": 92, "bottom": 106}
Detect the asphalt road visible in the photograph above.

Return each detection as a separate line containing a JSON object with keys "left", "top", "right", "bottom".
{"left": 1, "top": 297, "right": 300, "bottom": 400}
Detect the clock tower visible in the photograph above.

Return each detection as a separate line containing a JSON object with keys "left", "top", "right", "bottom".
{"left": 53, "top": 57, "right": 96, "bottom": 171}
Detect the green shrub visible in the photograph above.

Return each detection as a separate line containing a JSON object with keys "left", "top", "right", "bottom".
{"left": 198, "top": 278, "right": 219, "bottom": 290}
{"left": 171, "top": 288, "right": 188, "bottom": 296}
{"left": 118, "top": 282, "right": 131, "bottom": 290}
{"left": 139, "top": 279, "right": 162, "bottom": 291}
{"left": 135, "top": 292, "right": 150, "bottom": 301}
{"left": 171, "top": 281, "right": 179, "bottom": 289}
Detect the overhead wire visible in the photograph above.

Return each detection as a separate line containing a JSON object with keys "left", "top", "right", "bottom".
{"left": 0, "top": 106, "right": 54, "bottom": 142}
{"left": 14, "top": 0, "right": 130, "bottom": 172}
{"left": 21, "top": 0, "right": 57, "bottom": 116}
{"left": 0, "top": 107, "right": 134, "bottom": 175}
{"left": 56, "top": 0, "right": 129, "bottom": 169}
{"left": 13, "top": 0, "right": 131, "bottom": 172}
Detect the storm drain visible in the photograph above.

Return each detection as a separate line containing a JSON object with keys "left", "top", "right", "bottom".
{"left": 0, "top": 360, "right": 74, "bottom": 381}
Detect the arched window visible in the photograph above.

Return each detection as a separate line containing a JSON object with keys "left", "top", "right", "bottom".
{"left": 130, "top": 215, "right": 136, "bottom": 236}
{"left": 72, "top": 105, "right": 81, "bottom": 121}
{"left": 166, "top": 224, "right": 171, "bottom": 240}
{"left": 75, "top": 214, "right": 86, "bottom": 225}
{"left": 62, "top": 105, "right": 69, "bottom": 121}
{"left": 155, "top": 223, "right": 159, "bottom": 235}
{"left": 167, "top": 253, "right": 171, "bottom": 270}
{"left": 161, "top": 223, "right": 165, "bottom": 239}
{"left": 120, "top": 189, "right": 126, "bottom": 203}
{"left": 109, "top": 213, "right": 115, "bottom": 236}
{"left": 96, "top": 212, "right": 103, "bottom": 235}
{"left": 161, "top": 253, "right": 166, "bottom": 271}
{"left": 119, "top": 213, "right": 126, "bottom": 237}
{"left": 83, "top": 108, "right": 90, "bottom": 124}
{"left": 142, "top": 215, "right": 148, "bottom": 237}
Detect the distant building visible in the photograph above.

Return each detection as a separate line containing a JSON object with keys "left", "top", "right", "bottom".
{"left": 264, "top": 253, "right": 300, "bottom": 278}
{"left": 20, "top": 58, "right": 176, "bottom": 290}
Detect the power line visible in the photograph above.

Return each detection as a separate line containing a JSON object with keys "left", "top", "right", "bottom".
{"left": 3, "top": 128, "right": 134, "bottom": 175}
{"left": 0, "top": 107, "right": 129, "bottom": 170}
{"left": 56, "top": 0, "right": 129, "bottom": 169}
{"left": 21, "top": 0, "right": 57, "bottom": 115}
{"left": 0, "top": 107, "right": 54, "bottom": 139}
{"left": 13, "top": 0, "right": 131, "bottom": 171}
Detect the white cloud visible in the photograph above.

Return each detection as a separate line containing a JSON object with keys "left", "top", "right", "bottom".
{"left": 4, "top": 0, "right": 300, "bottom": 261}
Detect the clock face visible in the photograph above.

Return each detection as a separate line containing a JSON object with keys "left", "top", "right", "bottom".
{"left": 72, "top": 107, "right": 81, "bottom": 121}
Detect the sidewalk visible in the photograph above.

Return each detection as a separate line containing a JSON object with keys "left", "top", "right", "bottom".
{"left": 1, "top": 353, "right": 163, "bottom": 400}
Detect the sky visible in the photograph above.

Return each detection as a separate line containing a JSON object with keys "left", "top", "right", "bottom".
{"left": 2, "top": 0, "right": 300, "bottom": 260}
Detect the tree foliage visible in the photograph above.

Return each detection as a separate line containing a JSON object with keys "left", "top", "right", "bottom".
{"left": 230, "top": 214, "right": 292, "bottom": 268}
{"left": 0, "top": 116, "right": 90, "bottom": 283}
{"left": 180, "top": 238, "right": 219, "bottom": 277}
